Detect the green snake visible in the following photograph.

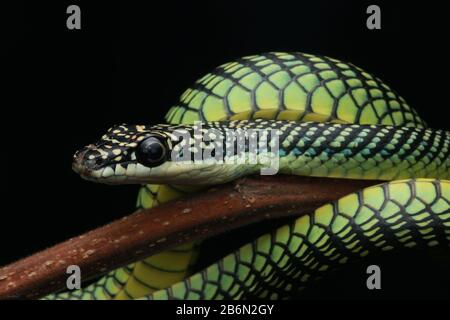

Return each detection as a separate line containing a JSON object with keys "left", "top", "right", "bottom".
{"left": 47, "top": 52, "right": 450, "bottom": 300}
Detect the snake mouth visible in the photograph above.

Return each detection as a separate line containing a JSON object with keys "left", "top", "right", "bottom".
{"left": 72, "top": 158, "right": 196, "bottom": 187}
{"left": 72, "top": 162, "right": 144, "bottom": 185}
{"left": 72, "top": 143, "right": 143, "bottom": 184}
{"left": 72, "top": 149, "right": 131, "bottom": 184}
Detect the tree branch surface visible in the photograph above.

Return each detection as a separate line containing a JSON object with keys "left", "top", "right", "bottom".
{"left": 0, "top": 176, "right": 380, "bottom": 299}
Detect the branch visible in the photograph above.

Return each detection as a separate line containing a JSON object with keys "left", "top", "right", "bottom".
{"left": 0, "top": 175, "right": 380, "bottom": 299}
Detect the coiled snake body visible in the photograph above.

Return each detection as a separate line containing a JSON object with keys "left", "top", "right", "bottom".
{"left": 49, "top": 52, "right": 450, "bottom": 300}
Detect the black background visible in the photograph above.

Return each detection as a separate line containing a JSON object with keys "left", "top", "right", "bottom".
{"left": 4, "top": 1, "right": 450, "bottom": 299}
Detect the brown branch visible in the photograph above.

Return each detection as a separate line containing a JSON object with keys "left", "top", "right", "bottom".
{"left": 0, "top": 175, "right": 380, "bottom": 299}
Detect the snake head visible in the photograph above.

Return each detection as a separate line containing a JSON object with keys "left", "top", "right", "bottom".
{"left": 72, "top": 123, "right": 240, "bottom": 185}
{"left": 73, "top": 124, "right": 170, "bottom": 184}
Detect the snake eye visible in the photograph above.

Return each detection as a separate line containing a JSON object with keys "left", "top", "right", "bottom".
{"left": 136, "top": 135, "right": 168, "bottom": 168}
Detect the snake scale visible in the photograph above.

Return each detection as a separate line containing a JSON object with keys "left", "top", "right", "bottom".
{"left": 47, "top": 52, "right": 450, "bottom": 300}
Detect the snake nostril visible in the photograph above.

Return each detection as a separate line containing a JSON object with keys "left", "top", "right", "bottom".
{"left": 83, "top": 155, "right": 104, "bottom": 169}
{"left": 82, "top": 158, "right": 99, "bottom": 169}
{"left": 74, "top": 148, "right": 105, "bottom": 170}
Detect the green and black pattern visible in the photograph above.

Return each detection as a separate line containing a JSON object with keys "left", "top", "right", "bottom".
{"left": 48, "top": 52, "right": 449, "bottom": 300}
{"left": 147, "top": 179, "right": 450, "bottom": 299}
{"left": 166, "top": 52, "right": 424, "bottom": 128}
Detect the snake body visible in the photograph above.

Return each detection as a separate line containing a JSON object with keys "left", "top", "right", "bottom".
{"left": 48, "top": 52, "right": 449, "bottom": 299}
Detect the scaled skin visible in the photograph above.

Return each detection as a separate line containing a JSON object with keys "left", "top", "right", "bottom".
{"left": 47, "top": 52, "right": 449, "bottom": 300}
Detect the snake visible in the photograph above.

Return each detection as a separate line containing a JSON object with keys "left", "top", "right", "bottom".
{"left": 46, "top": 52, "right": 450, "bottom": 300}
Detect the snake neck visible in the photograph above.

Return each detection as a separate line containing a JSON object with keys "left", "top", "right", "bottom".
{"left": 150, "top": 120, "right": 449, "bottom": 185}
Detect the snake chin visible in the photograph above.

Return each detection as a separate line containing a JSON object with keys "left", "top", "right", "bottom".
{"left": 72, "top": 159, "right": 254, "bottom": 186}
